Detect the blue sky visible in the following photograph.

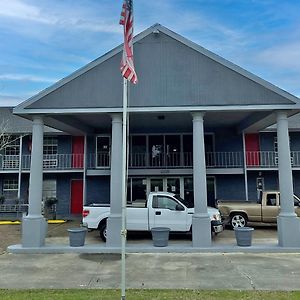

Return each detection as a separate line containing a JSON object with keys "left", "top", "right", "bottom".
{"left": 0, "top": 0, "right": 299, "bottom": 106}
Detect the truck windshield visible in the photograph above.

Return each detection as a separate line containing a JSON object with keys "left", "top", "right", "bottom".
{"left": 174, "top": 194, "right": 193, "bottom": 208}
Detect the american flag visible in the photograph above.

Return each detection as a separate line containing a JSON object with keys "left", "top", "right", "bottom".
{"left": 120, "top": 0, "right": 137, "bottom": 84}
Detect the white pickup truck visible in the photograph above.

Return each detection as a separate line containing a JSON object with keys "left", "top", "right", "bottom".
{"left": 82, "top": 191, "right": 223, "bottom": 241}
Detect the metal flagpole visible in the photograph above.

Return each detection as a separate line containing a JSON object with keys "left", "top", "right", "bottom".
{"left": 121, "top": 77, "right": 128, "bottom": 300}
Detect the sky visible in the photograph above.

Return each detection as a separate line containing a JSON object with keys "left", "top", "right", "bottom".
{"left": 0, "top": 0, "right": 299, "bottom": 106}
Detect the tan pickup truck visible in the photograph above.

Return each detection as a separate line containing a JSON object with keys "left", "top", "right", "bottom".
{"left": 217, "top": 191, "right": 300, "bottom": 229}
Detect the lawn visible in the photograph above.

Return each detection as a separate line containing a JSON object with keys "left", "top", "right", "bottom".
{"left": 0, "top": 290, "right": 300, "bottom": 300}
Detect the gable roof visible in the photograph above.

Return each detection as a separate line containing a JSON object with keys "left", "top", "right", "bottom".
{"left": 0, "top": 107, "right": 60, "bottom": 134}
{"left": 14, "top": 24, "right": 299, "bottom": 113}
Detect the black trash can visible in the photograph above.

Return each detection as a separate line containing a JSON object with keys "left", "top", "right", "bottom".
{"left": 151, "top": 227, "right": 170, "bottom": 247}
{"left": 67, "top": 227, "right": 87, "bottom": 247}
{"left": 234, "top": 227, "right": 254, "bottom": 247}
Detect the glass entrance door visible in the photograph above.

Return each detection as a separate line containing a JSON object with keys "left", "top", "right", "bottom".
{"left": 150, "top": 178, "right": 164, "bottom": 192}
{"left": 167, "top": 178, "right": 180, "bottom": 194}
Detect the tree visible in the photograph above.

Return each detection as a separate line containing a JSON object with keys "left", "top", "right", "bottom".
{"left": 0, "top": 119, "right": 24, "bottom": 152}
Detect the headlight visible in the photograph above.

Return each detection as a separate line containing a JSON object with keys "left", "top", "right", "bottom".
{"left": 211, "top": 213, "right": 221, "bottom": 221}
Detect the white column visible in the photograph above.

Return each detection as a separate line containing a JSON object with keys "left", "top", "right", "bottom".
{"left": 106, "top": 113, "right": 123, "bottom": 247}
{"left": 192, "top": 112, "right": 211, "bottom": 247}
{"left": 22, "top": 116, "right": 47, "bottom": 247}
{"left": 276, "top": 111, "right": 300, "bottom": 247}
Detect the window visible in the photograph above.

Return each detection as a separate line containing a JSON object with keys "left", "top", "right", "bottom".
{"left": 266, "top": 194, "right": 277, "bottom": 206}
{"left": 3, "top": 179, "right": 18, "bottom": 200}
{"left": 43, "top": 137, "right": 58, "bottom": 155}
{"left": 152, "top": 196, "right": 182, "bottom": 210}
{"left": 42, "top": 179, "right": 57, "bottom": 201}
{"left": 43, "top": 137, "right": 58, "bottom": 168}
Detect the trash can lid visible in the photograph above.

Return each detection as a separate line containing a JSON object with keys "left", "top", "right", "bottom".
{"left": 233, "top": 227, "right": 254, "bottom": 231}
{"left": 67, "top": 227, "right": 87, "bottom": 233}
{"left": 151, "top": 227, "right": 170, "bottom": 231}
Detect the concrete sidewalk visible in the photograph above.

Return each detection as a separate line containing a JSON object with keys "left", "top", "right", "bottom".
{"left": 1, "top": 222, "right": 300, "bottom": 290}
{"left": 0, "top": 252, "right": 300, "bottom": 290}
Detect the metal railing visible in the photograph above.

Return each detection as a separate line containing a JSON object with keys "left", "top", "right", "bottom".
{"left": 0, "top": 155, "right": 20, "bottom": 170}
{"left": 246, "top": 151, "right": 298, "bottom": 168}
{"left": 3, "top": 151, "right": 299, "bottom": 171}
{"left": 22, "top": 154, "right": 84, "bottom": 170}
{"left": 206, "top": 152, "right": 243, "bottom": 168}
{"left": 87, "top": 151, "right": 243, "bottom": 169}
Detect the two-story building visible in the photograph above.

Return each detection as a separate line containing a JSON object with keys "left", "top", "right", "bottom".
{"left": 7, "top": 24, "right": 300, "bottom": 248}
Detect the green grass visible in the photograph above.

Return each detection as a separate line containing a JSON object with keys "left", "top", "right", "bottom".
{"left": 0, "top": 290, "right": 300, "bottom": 300}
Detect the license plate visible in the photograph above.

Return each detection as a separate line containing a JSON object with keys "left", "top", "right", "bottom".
{"left": 214, "top": 225, "right": 223, "bottom": 233}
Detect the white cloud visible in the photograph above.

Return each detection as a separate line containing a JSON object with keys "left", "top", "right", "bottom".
{"left": 0, "top": 73, "right": 58, "bottom": 83}
{"left": 0, "top": 0, "right": 121, "bottom": 34}
{"left": 0, "top": 0, "right": 41, "bottom": 21}
{"left": 256, "top": 42, "right": 300, "bottom": 70}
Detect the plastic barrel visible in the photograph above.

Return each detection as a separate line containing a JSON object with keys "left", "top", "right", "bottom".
{"left": 234, "top": 227, "right": 254, "bottom": 247}
{"left": 67, "top": 227, "right": 87, "bottom": 247}
{"left": 151, "top": 227, "right": 170, "bottom": 247}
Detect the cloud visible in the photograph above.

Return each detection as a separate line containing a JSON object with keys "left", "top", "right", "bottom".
{"left": 0, "top": 74, "right": 58, "bottom": 83}
{"left": 0, "top": 0, "right": 121, "bottom": 34}
{"left": 256, "top": 42, "right": 300, "bottom": 70}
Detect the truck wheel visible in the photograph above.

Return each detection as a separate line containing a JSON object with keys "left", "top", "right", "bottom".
{"left": 99, "top": 223, "right": 107, "bottom": 242}
{"left": 230, "top": 213, "right": 247, "bottom": 229}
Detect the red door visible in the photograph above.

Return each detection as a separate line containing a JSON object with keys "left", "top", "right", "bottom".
{"left": 71, "top": 180, "right": 83, "bottom": 214}
{"left": 72, "top": 136, "right": 84, "bottom": 168}
{"left": 245, "top": 134, "right": 260, "bottom": 166}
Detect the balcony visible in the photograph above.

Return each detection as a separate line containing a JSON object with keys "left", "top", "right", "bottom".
{"left": 0, "top": 155, "right": 20, "bottom": 170}
{"left": 1, "top": 151, "right": 298, "bottom": 171}
{"left": 0, "top": 154, "right": 84, "bottom": 171}
{"left": 88, "top": 151, "right": 244, "bottom": 169}
{"left": 245, "top": 151, "right": 299, "bottom": 168}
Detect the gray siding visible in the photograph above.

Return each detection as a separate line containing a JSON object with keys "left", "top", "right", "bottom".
{"left": 28, "top": 32, "right": 292, "bottom": 110}
{"left": 58, "top": 136, "right": 72, "bottom": 154}
{"left": 216, "top": 175, "right": 246, "bottom": 200}
{"left": 86, "top": 176, "right": 110, "bottom": 205}
{"left": 214, "top": 129, "right": 243, "bottom": 152}
{"left": 247, "top": 171, "right": 279, "bottom": 200}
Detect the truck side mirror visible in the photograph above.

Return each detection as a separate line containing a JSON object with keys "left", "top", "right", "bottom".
{"left": 176, "top": 204, "right": 184, "bottom": 211}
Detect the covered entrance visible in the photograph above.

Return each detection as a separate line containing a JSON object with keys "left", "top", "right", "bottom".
{"left": 127, "top": 176, "right": 216, "bottom": 207}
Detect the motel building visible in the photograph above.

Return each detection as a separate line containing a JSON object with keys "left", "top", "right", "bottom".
{"left": 4, "top": 24, "right": 300, "bottom": 249}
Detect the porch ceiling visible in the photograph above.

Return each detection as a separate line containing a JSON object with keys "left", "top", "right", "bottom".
{"left": 44, "top": 110, "right": 261, "bottom": 134}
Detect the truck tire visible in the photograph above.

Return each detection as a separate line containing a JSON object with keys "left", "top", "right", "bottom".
{"left": 99, "top": 223, "right": 107, "bottom": 242}
{"left": 230, "top": 213, "right": 247, "bottom": 229}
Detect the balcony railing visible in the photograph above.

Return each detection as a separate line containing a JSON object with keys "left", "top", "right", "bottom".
{"left": 88, "top": 151, "right": 244, "bottom": 169}
{"left": 0, "top": 155, "right": 20, "bottom": 170}
{"left": 2, "top": 151, "right": 299, "bottom": 171}
{"left": 22, "top": 154, "right": 84, "bottom": 170}
{"left": 245, "top": 151, "right": 298, "bottom": 168}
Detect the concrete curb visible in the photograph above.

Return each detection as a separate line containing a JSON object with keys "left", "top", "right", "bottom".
{"left": 7, "top": 243, "right": 300, "bottom": 254}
